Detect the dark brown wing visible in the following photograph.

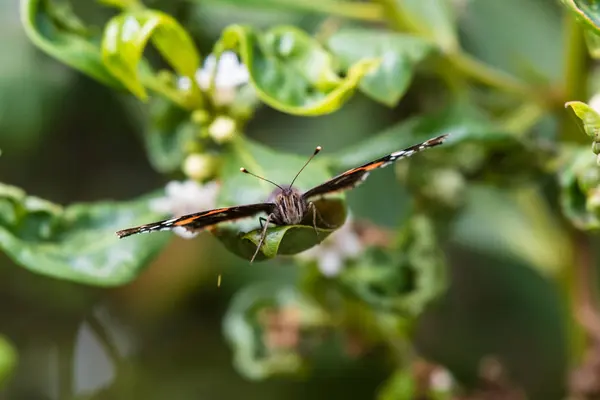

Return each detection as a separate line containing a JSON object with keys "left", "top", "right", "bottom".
{"left": 303, "top": 134, "right": 448, "bottom": 200}
{"left": 116, "top": 203, "right": 275, "bottom": 239}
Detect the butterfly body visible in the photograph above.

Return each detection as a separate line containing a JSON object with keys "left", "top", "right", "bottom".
{"left": 271, "top": 187, "right": 308, "bottom": 225}
{"left": 116, "top": 134, "right": 449, "bottom": 262}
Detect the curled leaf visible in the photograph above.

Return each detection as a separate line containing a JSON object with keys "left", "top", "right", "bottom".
{"left": 565, "top": 100, "right": 600, "bottom": 140}
{"left": 328, "top": 29, "right": 435, "bottom": 107}
{"left": 20, "top": 0, "right": 122, "bottom": 88}
{"left": 561, "top": 0, "right": 600, "bottom": 57}
{"left": 102, "top": 9, "right": 200, "bottom": 100}
{"left": 559, "top": 147, "right": 600, "bottom": 230}
{"left": 223, "top": 282, "right": 328, "bottom": 380}
{"left": 214, "top": 24, "right": 378, "bottom": 115}
{"left": 213, "top": 137, "right": 347, "bottom": 261}
{"left": 0, "top": 183, "right": 169, "bottom": 286}
{"left": 340, "top": 215, "right": 446, "bottom": 316}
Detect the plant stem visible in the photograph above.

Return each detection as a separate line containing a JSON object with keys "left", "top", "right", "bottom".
{"left": 376, "top": 0, "right": 540, "bottom": 102}
{"left": 567, "top": 230, "right": 597, "bottom": 366}
{"left": 562, "top": 13, "right": 589, "bottom": 143}
{"left": 193, "top": 0, "right": 384, "bottom": 22}
{"left": 501, "top": 102, "right": 547, "bottom": 136}
{"left": 448, "top": 52, "right": 539, "bottom": 100}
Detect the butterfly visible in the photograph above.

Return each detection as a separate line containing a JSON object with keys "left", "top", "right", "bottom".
{"left": 116, "top": 134, "right": 449, "bottom": 262}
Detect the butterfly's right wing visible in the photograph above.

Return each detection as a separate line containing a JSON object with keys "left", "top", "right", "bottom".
{"left": 303, "top": 134, "right": 448, "bottom": 200}
{"left": 116, "top": 203, "right": 275, "bottom": 239}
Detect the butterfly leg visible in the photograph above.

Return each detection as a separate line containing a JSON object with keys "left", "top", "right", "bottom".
{"left": 308, "top": 201, "right": 337, "bottom": 231}
{"left": 308, "top": 202, "right": 319, "bottom": 236}
{"left": 252, "top": 213, "right": 273, "bottom": 263}
{"left": 259, "top": 217, "right": 267, "bottom": 229}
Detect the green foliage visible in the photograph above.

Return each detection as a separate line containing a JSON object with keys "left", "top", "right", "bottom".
{"left": 20, "top": 0, "right": 122, "bottom": 88}
{"left": 9, "top": 0, "right": 600, "bottom": 397}
{"left": 223, "top": 282, "right": 328, "bottom": 380}
{"left": 214, "top": 24, "right": 378, "bottom": 115}
{"left": 566, "top": 100, "right": 600, "bottom": 140}
{"left": 102, "top": 9, "right": 200, "bottom": 100}
{"left": 327, "top": 29, "right": 435, "bottom": 106}
{"left": 0, "top": 336, "right": 17, "bottom": 388}
{"left": 0, "top": 183, "right": 169, "bottom": 286}
{"left": 340, "top": 215, "right": 446, "bottom": 316}
{"left": 562, "top": 0, "right": 600, "bottom": 58}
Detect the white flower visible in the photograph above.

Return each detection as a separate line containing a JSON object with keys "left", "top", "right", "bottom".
{"left": 182, "top": 153, "right": 216, "bottom": 180}
{"left": 296, "top": 218, "right": 363, "bottom": 277}
{"left": 430, "top": 368, "right": 454, "bottom": 392}
{"left": 150, "top": 180, "right": 220, "bottom": 239}
{"left": 208, "top": 116, "right": 237, "bottom": 143}
{"left": 178, "top": 51, "right": 249, "bottom": 106}
{"left": 196, "top": 51, "right": 250, "bottom": 90}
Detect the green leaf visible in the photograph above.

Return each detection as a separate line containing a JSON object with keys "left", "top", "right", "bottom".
{"left": 559, "top": 146, "right": 600, "bottom": 230}
{"left": 340, "top": 215, "right": 447, "bottom": 316}
{"left": 98, "top": 0, "right": 142, "bottom": 9}
{"left": 214, "top": 24, "right": 378, "bottom": 116}
{"left": 561, "top": 0, "right": 600, "bottom": 30}
{"left": 0, "top": 183, "right": 170, "bottom": 286}
{"left": 388, "top": 0, "right": 458, "bottom": 52}
{"left": 565, "top": 100, "right": 600, "bottom": 140}
{"left": 562, "top": 0, "right": 600, "bottom": 58}
{"left": 223, "top": 282, "right": 328, "bottom": 380}
{"left": 102, "top": 9, "right": 200, "bottom": 100}
{"left": 328, "top": 29, "right": 435, "bottom": 107}
{"left": 377, "top": 370, "right": 417, "bottom": 400}
{"left": 144, "top": 97, "right": 196, "bottom": 173}
{"left": 0, "top": 335, "right": 17, "bottom": 388}
{"left": 20, "top": 0, "right": 122, "bottom": 88}
{"left": 213, "top": 137, "right": 347, "bottom": 261}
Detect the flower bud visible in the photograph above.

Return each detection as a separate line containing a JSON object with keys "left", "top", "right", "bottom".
{"left": 208, "top": 116, "right": 236, "bottom": 144}
{"left": 182, "top": 153, "right": 216, "bottom": 181}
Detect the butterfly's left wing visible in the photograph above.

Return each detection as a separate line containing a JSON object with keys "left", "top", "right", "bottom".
{"left": 303, "top": 134, "right": 448, "bottom": 200}
{"left": 116, "top": 203, "right": 275, "bottom": 239}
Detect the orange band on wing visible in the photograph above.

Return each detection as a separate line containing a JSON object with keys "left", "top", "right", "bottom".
{"left": 173, "top": 208, "right": 229, "bottom": 226}
{"left": 341, "top": 161, "right": 385, "bottom": 175}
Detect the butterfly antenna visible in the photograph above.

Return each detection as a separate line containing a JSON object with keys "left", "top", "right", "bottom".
{"left": 290, "top": 146, "right": 322, "bottom": 187}
{"left": 240, "top": 168, "right": 284, "bottom": 190}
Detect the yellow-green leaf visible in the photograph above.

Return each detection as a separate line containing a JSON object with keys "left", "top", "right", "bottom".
{"left": 566, "top": 100, "right": 600, "bottom": 140}
{"left": 561, "top": 0, "right": 600, "bottom": 58}
{"left": 102, "top": 9, "right": 200, "bottom": 100}
{"left": 20, "top": 0, "right": 122, "bottom": 88}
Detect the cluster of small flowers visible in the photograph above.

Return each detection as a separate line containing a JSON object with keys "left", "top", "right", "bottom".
{"left": 178, "top": 51, "right": 250, "bottom": 182}
{"left": 152, "top": 52, "right": 251, "bottom": 236}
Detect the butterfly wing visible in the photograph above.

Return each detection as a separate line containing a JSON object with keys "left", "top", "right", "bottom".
{"left": 303, "top": 134, "right": 448, "bottom": 200}
{"left": 116, "top": 203, "right": 275, "bottom": 239}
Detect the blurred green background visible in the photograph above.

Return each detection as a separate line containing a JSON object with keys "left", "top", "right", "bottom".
{"left": 0, "top": 0, "right": 579, "bottom": 399}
